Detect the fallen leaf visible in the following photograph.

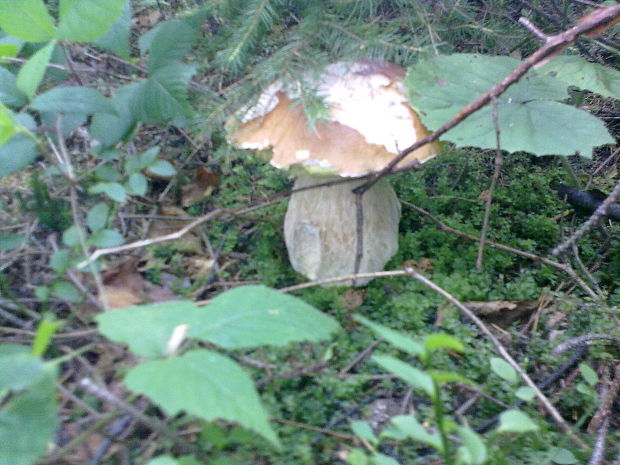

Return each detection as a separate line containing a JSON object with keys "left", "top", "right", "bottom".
{"left": 99, "top": 259, "right": 175, "bottom": 309}
{"left": 464, "top": 300, "right": 538, "bottom": 328}
{"left": 101, "top": 259, "right": 146, "bottom": 309}
{"left": 182, "top": 166, "right": 222, "bottom": 206}
{"left": 402, "top": 258, "right": 433, "bottom": 273}
{"left": 342, "top": 288, "right": 365, "bottom": 310}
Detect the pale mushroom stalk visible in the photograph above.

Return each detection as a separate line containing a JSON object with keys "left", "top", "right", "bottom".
{"left": 228, "top": 60, "right": 439, "bottom": 285}
{"left": 284, "top": 174, "right": 400, "bottom": 285}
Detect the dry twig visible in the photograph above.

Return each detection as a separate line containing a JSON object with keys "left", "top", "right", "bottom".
{"left": 476, "top": 96, "right": 503, "bottom": 270}
{"left": 404, "top": 267, "right": 589, "bottom": 450}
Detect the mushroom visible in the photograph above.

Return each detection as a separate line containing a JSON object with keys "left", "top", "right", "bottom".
{"left": 229, "top": 60, "right": 439, "bottom": 285}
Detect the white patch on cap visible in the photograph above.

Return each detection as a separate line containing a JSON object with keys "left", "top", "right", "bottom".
{"left": 295, "top": 149, "right": 310, "bottom": 160}
{"left": 238, "top": 83, "right": 282, "bottom": 122}
{"left": 240, "top": 138, "right": 271, "bottom": 150}
{"left": 317, "top": 65, "right": 417, "bottom": 153}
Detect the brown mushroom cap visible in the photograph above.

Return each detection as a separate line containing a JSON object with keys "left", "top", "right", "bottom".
{"left": 229, "top": 60, "right": 439, "bottom": 177}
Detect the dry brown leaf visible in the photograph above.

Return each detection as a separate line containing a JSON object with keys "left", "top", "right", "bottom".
{"left": 478, "top": 189, "right": 491, "bottom": 202}
{"left": 342, "top": 288, "right": 365, "bottom": 310}
{"left": 464, "top": 300, "right": 538, "bottom": 328}
{"left": 182, "top": 166, "right": 222, "bottom": 207}
{"left": 402, "top": 258, "right": 433, "bottom": 273}
{"left": 101, "top": 259, "right": 146, "bottom": 309}
{"left": 99, "top": 259, "right": 175, "bottom": 309}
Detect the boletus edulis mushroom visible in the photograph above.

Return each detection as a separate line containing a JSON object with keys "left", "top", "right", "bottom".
{"left": 228, "top": 60, "right": 439, "bottom": 285}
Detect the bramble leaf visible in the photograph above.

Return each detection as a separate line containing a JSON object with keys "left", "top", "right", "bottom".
{"left": 406, "top": 54, "right": 614, "bottom": 157}
{"left": 56, "top": 0, "right": 126, "bottom": 42}
{"left": 0, "top": 0, "right": 55, "bottom": 42}
{"left": 125, "top": 350, "right": 279, "bottom": 446}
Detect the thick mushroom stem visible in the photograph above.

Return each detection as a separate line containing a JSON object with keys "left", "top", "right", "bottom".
{"left": 284, "top": 174, "right": 401, "bottom": 286}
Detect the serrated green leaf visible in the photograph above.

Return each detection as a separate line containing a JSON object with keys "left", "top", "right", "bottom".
{"left": 139, "top": 146, "right": 161, "bottom": 166}
{"left": 579, "top": 363, "right": 598, "bottom": 386}
{"left": 96, "top": 301, "right": 203, "bottom": 357}
{"left": 16, "top": 41, "right": 55, "bottom": 100}
{"left": 96, "top": 286, "right": 340, "bottom": 357}
{"left": 147, "top": 159, "right": 176, "bottom": 177}
{"left": 0, "top": 113, "right": 38, "bottom": 178}
{"left": 191, "top": 285, "right": 340, "bottom": 349}
{"left": 424, "top": 333, "right": 464, "bottom": 353}
{"left": 515, "top": 386, "right": 536, "bottom": 402}
{"left": 350, "top": 420, "right": 378, "bottom": 446}
{"left": 62, "top": 225, "right": 80, "bottom": 247}
{"left": 88, "top": 228, "right": 124, "bottom": 247}
{"left": 89, "top": 182, "right": 126, "bottom": 203}
{"left": 35, "top": 286, "right": 50, "bottom": 301}
{"left": 56, "top": 0, "right": 126, "bottom": 42}
{"left": 31, "top": 86, "right": 116, "bottom": 115}
{"left": 147, "top": 457, "right": 180, "bottom": 465}
{"left": 0, "top": 345, "right": 45, "bottom": 391}
{"left": 371, "top": 454, "right": 400, "bottom": 465}
{"left": 497, "top": 409, "right": 539, "bottom": 433}
{"left": 130, "top": 62, "right": 196, "bottom": 122}
{"left": 40, "top": 112, "right": 86, "bottom": 140}
{"left": 406, "top": 53, "right": 614, "bottom": 156}
{"left": 125, "top": 349, "right": 279, "bottom": 446}
{"left": 0, "top": 0, "right": 55, "bottom": 42}
{"left": 354, "top": 315, "right": 426, "bottom": 358}
{"left": 490, "top": 357, "right": 518, "bottom": 384}
{"left": 51, "top": 280, "right": 80, "bottom": 302}
{"left": 372, "top": 355, "right": 435, "bottom": 396}
{"left": 50, "top": 249, "right": 70, "bottom": 273}
{"left": 387, "top": 415, "right": 443, "bottom": 450}
{"left": 346, "top": 448, "right": 369, "bottom": 465}
{"left": 548, "top": 447, "right": 578, "bottom": 464}
{"left": 0, "top": 67, "right": 26, "bottom": 107}
{"left": 541, "top": 55, "right": 620, "bottom": 100}
{"left": 32, "top": 315, "right": 60, "bottom": 357}
{"left": 0, "top": 44, "right": 19, "bottom": 60}
{"left": 429, "top": 370, "right": 471, "bottom": 385}
{"left": 95, "top": 0, "right": 131, "bottom": 58}
{"left": 125, "top": 173, "right": 148, "bottom": 196}
{"left": 457, "top": 426, "right": 487, "bottom": 465}
{"left": 0, "top": 104, "right": 16, "bottom": 146}
{"left": 90, "top": 82, "right": 138, "bottom": 147}
{"left": 0, "top": 233, "right": 26, "bottom": 251}
{"left": 145, "top": 19, "right": 199, "bottom": 74}
{"left": 0, "top": 366, "right": 57, "bottom": 465}
{"left": 86, "top": 202, "right": 110, "bottom": 231}
{"left": 94, "top": 164, "right": 122, "bottom": 182}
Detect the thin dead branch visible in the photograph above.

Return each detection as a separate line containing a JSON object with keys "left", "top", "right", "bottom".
{"left": 404, "top": 267, "right": 589, "bottom": 450}
{"left": 476, "top": 96, "right": 503, "bottom": 270}
{"left": 353, "top": 4, "right": 620, "bottom": 197}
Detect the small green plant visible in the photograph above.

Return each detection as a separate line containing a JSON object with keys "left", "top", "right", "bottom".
{"left": 345, "top": 316, "right": 544, "bottom": 465}
{"left": 0, "top": 316, "right": 60, "bottom": 465}
{"left": 96, "top": 285, "right": 341, "bottom": 452}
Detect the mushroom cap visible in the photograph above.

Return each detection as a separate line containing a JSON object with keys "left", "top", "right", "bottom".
{"left": 229, "top": 60, "right": 439, "bottom": 177}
